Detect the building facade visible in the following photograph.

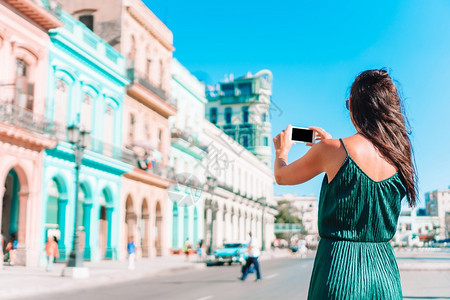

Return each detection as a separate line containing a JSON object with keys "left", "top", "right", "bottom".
{"left": 425, "top": 188, "right": 450, "bottom": 239}
{"left": 167, "top": 59, "right": 208, "bottom": 252}
{"left": 394, "top": 205, "right": 440, "bottom": 246}
{"left": 202, "top": 119, "right": 276, "bottom": 252}
{"left": 274, "top": 194, "right": 319, "bottom": 245}
{"left": 205, "top": 71, "right": 273, "bottom": 166}
{"left": 57, "top": 0, "right": 177, "bottom": 258}
{"left": 41, "top": 10, "right": 131, "bottom": 264}
{"left": 0, "top": 0, "right": 61, "bottom": 266}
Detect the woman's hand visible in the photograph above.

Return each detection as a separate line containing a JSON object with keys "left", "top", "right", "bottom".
{"left": 273, "top": 125, "right": 295, "bottom": 156}
{"left": 307, "top": 126, "right": 332, "bottom": 146}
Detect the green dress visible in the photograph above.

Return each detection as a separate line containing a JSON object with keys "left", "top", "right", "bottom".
{"left": 307, "top": 139, "right": 406, "bottom": 300}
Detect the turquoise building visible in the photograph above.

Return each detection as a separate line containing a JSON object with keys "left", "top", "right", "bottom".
{"left": 41, "top": 11, "right": 132, "bottom": 264}
{"left": 205, "top": 71, "right": 273, "bottom": 166}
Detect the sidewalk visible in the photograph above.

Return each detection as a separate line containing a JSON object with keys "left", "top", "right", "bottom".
{"left": 395, "top": 248, "right": 450, "bottom": 271}
{"left": 0, "top": 249, "right": 290, "bottom": 299}
{"left": 0, "top": 254, "right": 205, "bottom": 299}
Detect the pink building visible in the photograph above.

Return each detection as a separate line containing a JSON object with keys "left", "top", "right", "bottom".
{"left": 58, "top": 0, "right": 177, "bottom": 258}
{"left": 0, "top": 0, "right": 61, "bottom": 266}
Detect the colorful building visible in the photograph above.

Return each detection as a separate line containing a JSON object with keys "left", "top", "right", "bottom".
{"left": 0, "top": 0, "right": 62, "bottom": 266}
{"left": 206, "top": 71, "right": 273, "bottom": 166}
{"left": 58, "top": 0, "right": 177, "bottom": 258}
{"left": 168, "top": 59, "right": 208, "bottom": 252}
{"left": 41, "top": 10, "right": 131, "bottom": 264}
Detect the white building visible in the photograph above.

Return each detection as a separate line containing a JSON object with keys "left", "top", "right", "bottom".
{"left": 201, "top": 120, "right": 276, "bottom": 252}
{"left": 274, "top": 194, "right": 319, "bottom": 243}
{"left": 167, "top": 59, "right": 208, "bottom": 252}
{"left": 425, "top": 188, "right": 450, "bottom": 239}
{"left": 394, "top": 205, "right": 440, "bottom": 246}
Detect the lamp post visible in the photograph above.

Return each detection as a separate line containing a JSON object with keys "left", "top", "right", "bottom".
{"left": 206, "top": 175, "right": 217, "bottom": 255}
{"left": 63, "top": 125, "right": 89, "bottom": 278}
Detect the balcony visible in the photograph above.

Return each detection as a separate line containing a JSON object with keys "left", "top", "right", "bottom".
{"left": 3, "top": 0, "right": 62, "bottom": 30}
{"left": 171, "top": 127, "right": 208, "bottom": 155}
{"left": 126, "top": 67, "right": 177, "bottom": 118}
{"left": 0, "top": 101, "right": 57, "bottom": 137}
{"left": 127, "top": 67, "right": 168, "bottom": 102}
{"left": 86, "top": 137, "right": 137, "bottom": 165}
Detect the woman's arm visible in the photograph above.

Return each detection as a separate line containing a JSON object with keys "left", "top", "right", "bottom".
{"left": 273, "top": 125, "right": 332, "bottom": 185}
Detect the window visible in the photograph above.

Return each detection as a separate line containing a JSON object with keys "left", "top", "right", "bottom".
{"left": 238, "top": 83, "right": 252, "bottom": 95}
{"left": 263, "top": 136, "right": 268, "bottom": 146}
{"left": 221, "top": 84, "right": 234, "bottom": 96}
{"left": 80, "top": 93, "right": 93, "bottom": 132}
{"left": 158, "top": 129, "right": 163, "bottom": 152}
{"left": 146, "top": 59, "right": 152, "bottom": 79}
{"left": 15, "top": 59, "right": 33, "bottom": 110}
{"left": 225, "top": 107, "right": 232, "bottom": 124}
{"left": 242, "top": 106, "right": 249, "bottom": 123}
{"left": 261, "top": 112, "right": 267, "bottom": 122}
{"left": 79, "top": 15, "right": 94, "bottom": 31}
{"left": 405, "top": 224, "right": 411, "bottom": 231}
{"left": 129, "top": 113, "right": 136, "bottom": 144}
{"left": 104, "top": 105, "right": 114, "bottom": 145}
{"left": 210, "top": 108, "right": 217, "bottom": 124}
{"left": 242, "top": 135, "right": 249, "bottom": 148}
{"left": 53, "top": 80, "right": 68, "bottom": 126}
{"left": 160, "top": 60, "right": 164, "bottom": 88}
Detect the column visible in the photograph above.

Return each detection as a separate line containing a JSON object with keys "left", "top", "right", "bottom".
{"left": 83, "top": 202, "right": 92, "bottom": 260}
{"left": 105, "top": 207, "right": 114, "bottom": 259}
{"left": 57, "top": 199, "right": 68, "bottom": 260}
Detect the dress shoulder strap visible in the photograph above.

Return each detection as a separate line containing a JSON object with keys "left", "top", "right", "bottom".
{"left": 339, "top": 138, "right": 349, "bottom": 156}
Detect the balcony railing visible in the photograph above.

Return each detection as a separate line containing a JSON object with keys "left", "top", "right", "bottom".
{"left": 171, "top": 127, "right": 208, "bottom": 153}
{"left": 127, "top": 67, "right": 172, "bottom": 103}
{"left": 0, "top": 101, "right": 58, "bottom": 138}
{"left": 86, "top": 137, "right": 137, "bottom": 165}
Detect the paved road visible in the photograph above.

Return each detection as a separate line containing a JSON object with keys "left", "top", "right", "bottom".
{"left": 26, "top": 257, "right": 314, "bottom": 300}
{"left": 22, "top": 255, "right": 450, "bottom": 300}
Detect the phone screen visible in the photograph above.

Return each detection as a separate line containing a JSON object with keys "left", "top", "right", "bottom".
{"left": 291, "top": 127, "right": 314, "bottom": 143}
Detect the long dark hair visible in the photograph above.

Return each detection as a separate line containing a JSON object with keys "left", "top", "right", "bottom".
{"left": 349, "top": 69, "right": 417, "bottom": 207}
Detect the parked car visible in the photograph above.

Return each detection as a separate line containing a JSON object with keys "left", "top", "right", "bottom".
{"left": 213, "top": 241, "right": 248, "bottom": 265}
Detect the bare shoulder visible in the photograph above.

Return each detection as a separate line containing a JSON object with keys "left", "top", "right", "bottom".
{"left": 314, "top": 138, "right": 342, "bottom": 154}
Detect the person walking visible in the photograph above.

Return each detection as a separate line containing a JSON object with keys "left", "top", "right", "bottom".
{"left": 273, "top": 69, "right": 417, "bottom": 299}
{"left": 45, "top": 236, "right": 59, "bottom": 272}
{"left": 127, "top": 236, "right": 136, "bottom": 270}
{"left": 183, "top": 238, "right": 192, "bottom": 262}
{"left": 239, "top": 232, "right": 261, "bottom": 282}
{"left": 5, "top": 233, "right": 17, "bottom": 266}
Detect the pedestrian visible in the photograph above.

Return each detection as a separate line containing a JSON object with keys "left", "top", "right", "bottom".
{"left": 197, "top": 239, "right": 203, "bottom": 262}
{"left": 273, "top": 69, "right": 417, "bottom": 299}
{"left": 127, "top": 236, "right": 136, "bottom": 270}
{"left": 5, "top": 233, "right": 17, "bottom": 266}
{"left": 45, "top": 236, "right": 59, "bottom": 271}
{"left": 239, "top": 232, "right": 261, "bottom": 282}
{"left": 183, "top": 238, "right": 192, "bottom": 262}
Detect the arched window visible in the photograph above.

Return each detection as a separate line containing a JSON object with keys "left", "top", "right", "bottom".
{"left": 80, "top": 93, "right": 93, "bottom": 131}
{"left": 53, "top": 80, "right": 69, "bottom": 126}
{"left": 104, "top": 104, "right": 114, "bottom": 145}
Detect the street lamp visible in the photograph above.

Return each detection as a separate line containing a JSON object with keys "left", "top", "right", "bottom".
{"left": 63, "top": 125, "right": 89, "bottom": 278}
{"left": 206, "top": 175, "right": 217, "bottom": 255}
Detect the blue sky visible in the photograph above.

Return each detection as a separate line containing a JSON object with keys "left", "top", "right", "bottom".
{"left": 145, "top": 0, "right": 450, "bottom": 206}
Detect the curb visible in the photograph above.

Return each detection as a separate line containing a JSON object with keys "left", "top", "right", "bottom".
{"left": 3, "top": 263, "right": 206, "bottom": 300}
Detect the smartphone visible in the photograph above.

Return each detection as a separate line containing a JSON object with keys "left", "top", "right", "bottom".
{"left": 291, "top": 126, "right": 315, "bottom": 143}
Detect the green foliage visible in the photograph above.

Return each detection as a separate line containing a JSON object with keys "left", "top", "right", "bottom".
{"left": 275, "top": 200, "right": 303, "bottom": 225}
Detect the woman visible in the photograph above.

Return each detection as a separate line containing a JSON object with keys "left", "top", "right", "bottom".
{"left": 273, "top": 69, "right": 417, "bottom": 299}
{"left": 45, "top": 236, "right": 59, "bottom": 272}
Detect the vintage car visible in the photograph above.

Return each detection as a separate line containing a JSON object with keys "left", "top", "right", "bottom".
{"left": 213, "top": 241, "right": 248, "bottom": 265}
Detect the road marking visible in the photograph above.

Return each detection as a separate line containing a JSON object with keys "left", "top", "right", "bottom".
{"left": 196, "top": 296, "right": 213, "bottom": 300}
{"left": 265, "top": 273, "right": 279, "bottom": 279}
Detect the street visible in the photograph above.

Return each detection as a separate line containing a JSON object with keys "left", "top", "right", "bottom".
{"left": 21, "top": 254, "right": 450, "bottom": 300}
{"left": 26, "top": 257, "right": 313, "bottom": 300}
